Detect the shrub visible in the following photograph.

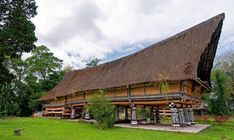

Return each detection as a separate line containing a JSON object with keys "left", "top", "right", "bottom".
{"left": 214, "top": 115, "right": 230, "bottom": 124}
{"left": 195, "top": 115, "right": 209, "bottom": 122}
{"left": 86, "top": 90, "right": 115, "bottom": 129}
{"left": 160, "top": 115, "right": 170, "bottom": 123}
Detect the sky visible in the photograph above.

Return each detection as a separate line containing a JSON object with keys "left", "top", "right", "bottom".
{"left": 31, "top": 0, "right": 234, "bottom": 69}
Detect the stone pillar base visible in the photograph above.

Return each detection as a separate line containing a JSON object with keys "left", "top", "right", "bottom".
{"left": 70, "top": 108, "right": 75, "bottom": 119}
{"left": 172, "top": 124, "right": 180, "bottom": 127}
{"left": 131, "top": 120, "right": 138, "bottom": 125}
{"left": 85, "top": 112, "right": 90, "bottom": 120}
{"left": 172, "top": 124, "right": 180, "bottom": 130}
{"left": 141, "top": 120, "right": 147, "bottom": 124}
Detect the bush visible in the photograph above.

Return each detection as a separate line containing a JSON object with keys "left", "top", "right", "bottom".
{"left": 86, "top": 90, "right": 115, "bottom": 129}
{"left": 214, "top": 115, "right": 230, "bottom": 124}
{"left": 195, "top": 115, "right": 209, "bottom": 122}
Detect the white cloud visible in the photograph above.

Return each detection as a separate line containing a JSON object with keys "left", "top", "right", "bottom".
{"left": 32, "top": 0, "right": 234, "bottom": 69}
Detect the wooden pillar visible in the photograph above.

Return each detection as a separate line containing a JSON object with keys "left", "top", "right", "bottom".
{"left": 156, "top": 107, "right": 160, "bottom": 124}
{"left": 65, "top": 96, "right": 67, "bottom": 104}
{"left": 115, "top": 106, "right": 119, "bottom": 121}
{"left": 131, "top": 105, "right": 137, "bottom": 125}
{"left": 83, "top": 92, "right": 86, "bottom": 105}
{"left": 191, "top": 81, "right": 195, "bottom": 101}
{"left": 83, "top": 92, "right": 86, "bottom": 119}
{"left": 179, "top": 81, "right": 184, "bottom": 98}
{"left": 127, "top": 85, "right": 132, "bottom": 104}
{"left": 141, "top": 107, "right": 147, "bottom": 124}
{"left": 150, "top": 107, "right": 155, "bottom": 124}
{"left": 125, "top": 107, "right": 128, "bottom": 120}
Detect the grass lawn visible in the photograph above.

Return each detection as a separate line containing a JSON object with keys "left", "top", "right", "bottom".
{"left": 0, "top": 117, "right": 234, "bottom": 140}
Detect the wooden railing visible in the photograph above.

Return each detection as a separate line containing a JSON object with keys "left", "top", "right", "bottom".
{"left": 160, "top": 109, "right": 172, "bottom": 116}
{"left": 43, "top": 107, "right": 71, "bottom": 117}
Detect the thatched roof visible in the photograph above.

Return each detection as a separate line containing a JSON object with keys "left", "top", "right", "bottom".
{"left": 40, "top": 13, "right": 224, "bottom": 101}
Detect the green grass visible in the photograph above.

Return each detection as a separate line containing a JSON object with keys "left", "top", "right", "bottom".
{"left": 0, "top": 117, "right": 234, "bottom": 140}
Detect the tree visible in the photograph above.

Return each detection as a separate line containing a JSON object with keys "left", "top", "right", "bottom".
{"left": 85, "top": 58, "right": 101, "bottom": 67}
{"left": 63, "top": 65, "right": 73, "bottom": 73}
{"left": 0, "top": 45, "right": 63, "bottom": 116}
{"left": 0, "top": 0, "right": 37, "bottom": 85}
{"left": 9, "top": 58, "right": 29, "bottom": 116}
{"left": 86, "top": 90, "right": 115, "bottom": 129}
{"left": 158, "top": 73, "right": 169, "bottom": 100}
{"left": 26, "top": 45, "right": 63, "bottom": 91}
{"left": 0, "top": 0, "right": 37, "bottom": 27}
{"left": 214, "top": 52, "right": 234, "bottom": 110}
{"left": 209, "top": 70, "right": 230, "bottom": 115}
{"left": 24, "top": 45, "right": 63, "bottom": 114}
{"left": 0, "top": 1, "right": 37, "bottom": 115}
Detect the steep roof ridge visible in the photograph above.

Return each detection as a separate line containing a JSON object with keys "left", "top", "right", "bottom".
{"left": 73, "top": 13, "right": 224, "bottom": 74}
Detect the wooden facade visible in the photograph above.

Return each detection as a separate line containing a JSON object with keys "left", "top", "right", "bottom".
{"left": 42, "top": 79, "right": 208, "bottom": 126}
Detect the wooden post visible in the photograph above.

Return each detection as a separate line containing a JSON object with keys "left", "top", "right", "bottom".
{"left": 191, "top": 81, "right": 195, "bottom": 101}
{"left": 141, "top": 106, "right": 147, "bottom": 124}
{"left": 83, "top": 91, "right": 87, "bottom": 119}
{"left": 65, "top": 96, "right": 67, "bottom": 104}
{"left": 156, "top": 107, "right": 160, "bottom": 124}
{"left": 150, "top": 107, "right": 155, "bottom": 124}
{"left": 125, "top": 107, "right": 128, "bottom": 120}
{"left": 179, "top": 81, "right": 184, "bottom": 98}
{"left": 83, "top": 92, "right": 86, "bottom": 105}
{"left": 115, "top": 105, "right": 119, "bottom": 121}
{"left": 127, "top": 85, "right": 132, "bottom": 104}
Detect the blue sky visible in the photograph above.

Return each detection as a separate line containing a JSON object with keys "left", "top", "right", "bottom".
{"left": 31, "top": 0, "right": 234, "bottom": 68}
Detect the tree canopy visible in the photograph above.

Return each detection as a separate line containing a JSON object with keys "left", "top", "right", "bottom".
{"left": 0, "top": 0, "right": 37, "bottom": 86}
{"left": 209, "top": 70, "right": 230, "bottom": 115}
{"left": 85, "top": 58, "right": 101, "bottom": 67}
{"left": 0, "top": 45, "right": 63, "bottom": 116}
{"left": 214, "top": 52, "right": 234, "bottom": 111}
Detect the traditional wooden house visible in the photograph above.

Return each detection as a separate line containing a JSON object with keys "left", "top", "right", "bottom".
{"left": 39, "top": 13, "right": 224, "bottom": 126}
